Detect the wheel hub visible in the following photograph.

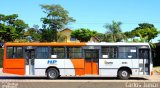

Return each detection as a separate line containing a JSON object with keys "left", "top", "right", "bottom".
{"left": 49, "top": 70, "right": 56, "bottom": 78}
{"left": 121, "top": 71, "right": 128, "bottom": 77}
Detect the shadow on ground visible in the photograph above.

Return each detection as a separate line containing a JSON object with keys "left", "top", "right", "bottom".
{"left": 0, "top": 76, "right": 148, "bottom": 80}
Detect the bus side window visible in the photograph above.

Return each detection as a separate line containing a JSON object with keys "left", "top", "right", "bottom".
{"left": 16, "top": 47, "right": 23, "bottom": 58}
{"left": 118, "top": 46, "right": 137, "bottom": 59}
{"left": 7, "top": 47, "right": 14, "bottom": 58}
{"left": 51, "top": 47, "right": 65, "bottom": 59}
{"left": 36, "top": 47, "right": 49, "bottom": 59}
{"left": 101, "top": 46, "right": 117, "bottom": 59}
{"left": 6, "top": 46, "right": 23, "bottom": 59}
{"left": 67, "top": 47, "right": 82, "bottom": 59}
{"left": 139, "top": 49, "right": 149, "bottom": 59}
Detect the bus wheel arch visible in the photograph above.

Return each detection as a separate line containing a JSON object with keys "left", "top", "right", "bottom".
{"left": 46, "top": 66, "right": 60, "bottom": 79}
{"left": 117, "top": 67, "right": 132, "bottom": 80}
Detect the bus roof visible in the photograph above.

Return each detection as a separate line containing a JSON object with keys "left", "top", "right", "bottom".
{"left": 87, "top": 42, "right": 150, "bottom": 46}
{"left": 5, "top": 42, "right": 86, "bottom": 46}
{"left": 4, "top": 42, "right": 150, "bottom": 46}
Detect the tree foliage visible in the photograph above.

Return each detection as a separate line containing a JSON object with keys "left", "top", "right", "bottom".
{"left": 40, "top": 4, "right": 75, "bottom": 42}
{"left": 39, "top": 28, "right": 57, "bottom": 42}
{"left": 104, "top": 21, "right": 126, "bottom": 42}
{"left": 25, "top": 25, "right": 41, "bottom": 42}
{"left": 125, "top": 23, "right": 158, "bottom": 42}
{"left": 71, "top": 28, "right": 97, "bottom": 42}
{"left": 95, "top": 33, "right": 106, "bottom": 42}
{"left": 0, "top": 14, "right": 28, "bottom": 42}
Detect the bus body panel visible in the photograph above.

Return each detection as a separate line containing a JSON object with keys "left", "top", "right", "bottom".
{"left": 99, "top": 69, "right": 118, "bottom": 77}
{"left": 64, "top": 59, "right": 75, "bottom": 76}
{"left": 99, "top": 59, "right": 134, "bottom": 76}
{"left": 131, "top": 59, "right": 140, "bottom": 76}
{"left": 34, "top": 59, "right": 85, "bottom": 76}
{"left": 34, "top": 59, "right": 97, "bottom": 76}
{"left": 69, "top": 59, "right": 85, "bottom": 75}
{"left": 99, "top": 59, "right": 133, "bottom": 68}
{"left": 3, "top": 59, "right": 25, "bottom": 75}
{"left": 34, "top": 59, "right": 65, "bottom": 76}
{"left": 35, "top": 59, "right": 65, "bottom": 69}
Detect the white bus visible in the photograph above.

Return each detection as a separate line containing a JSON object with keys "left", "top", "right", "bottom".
{"left": 2, "top": 42, "right": 153, "bottom": 79}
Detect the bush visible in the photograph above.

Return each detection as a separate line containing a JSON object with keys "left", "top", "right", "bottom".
{"left": 0, "top": 48, "right": 3, "bottom": 68}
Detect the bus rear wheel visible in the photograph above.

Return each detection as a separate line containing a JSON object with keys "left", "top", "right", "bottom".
{"left": 118, "top": 69, "right": 130, "bottom": 80}
{"left": 47, "top": 68, "right": 59, "bottom": 79}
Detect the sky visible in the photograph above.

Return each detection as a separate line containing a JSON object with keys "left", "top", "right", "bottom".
{"left": 0, "top": 0, "right": 160, "bottom": 42}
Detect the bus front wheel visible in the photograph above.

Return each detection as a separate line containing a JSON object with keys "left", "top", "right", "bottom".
{"left": 118, "top": 69, "right": 130, "bottom": 80}
{"left": 47, "top": 68, "right": 59, "bottom": 79}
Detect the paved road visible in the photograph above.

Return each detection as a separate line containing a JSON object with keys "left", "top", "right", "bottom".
{"left": 0, "top": 76, "right": 160, "bottom": 88}
{"left": 0, "top": 68, "right": 160, "bottom": 88}
{"left": 1, "top": 81, "right": 159, "bottom": 88}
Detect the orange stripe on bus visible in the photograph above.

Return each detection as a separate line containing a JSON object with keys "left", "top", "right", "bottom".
{"left": 85, "top": 62, "right": 98, "bottom": 75}
{"left": 92, "top": 62, "right": 98, "bottom": 75}
{"left": 5, "top": 42, "right": 86, "bottom": 46}
{"left": 85, "top": 62, "right": 92, "bottom": 74}
{"left": 71, "top": 59, "right": 98, "bottom": 75}
{"left": 70, "top": 59, "right": 85, "bottom": 75}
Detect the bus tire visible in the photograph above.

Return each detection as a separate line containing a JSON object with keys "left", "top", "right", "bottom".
{"left": 47, "top": 68, "right": 59, "bottom": 79}
{"left": 118, "top": 69, "right": 130, "bottom": 80}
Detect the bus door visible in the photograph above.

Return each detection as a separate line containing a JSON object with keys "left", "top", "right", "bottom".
{"left": 84, "top": 50, "right": 99, "bottom": 75}
{"left": 139, "top": 49, "right": 150, "bottom": 75}
{"left": 25, "top": 48, "right": 35, "bottom": 75}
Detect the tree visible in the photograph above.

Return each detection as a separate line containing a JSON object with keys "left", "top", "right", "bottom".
{"left": 0, "top": 14, "right": 28, "bottom": 42}
{"left": 158, "top": 31, "right": 160, "bottom": 42}
{"left": 125, "top": 23, "right": 158, "bottom": 42}
{"left": 40, "top": 4, "right": 75, "bottom": 42}
{"left": 71, "top": 28, "right": 97, "bottom": 42}
{"left": 104, "top": 21, "right": 125, "bottom": 42}
{"left": 57, "top": 33, "right": 66, "bottom": 42}
{"left": 13, "top": 19, "right": 28, "bottom": 39}
{"left": 39, "top": 28, "right": 54, "bottom": 42}
{"left": 95, "top": 33, "right": 118, "bottom": 42}
{"left": 25, "top": 25, "right": 41, "bottom": 42}
{"left": 95, "top": 33, "right": 106, "bottom": 42}
{"left": 0, "top": 24, "right": 17, "bottom": 42}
